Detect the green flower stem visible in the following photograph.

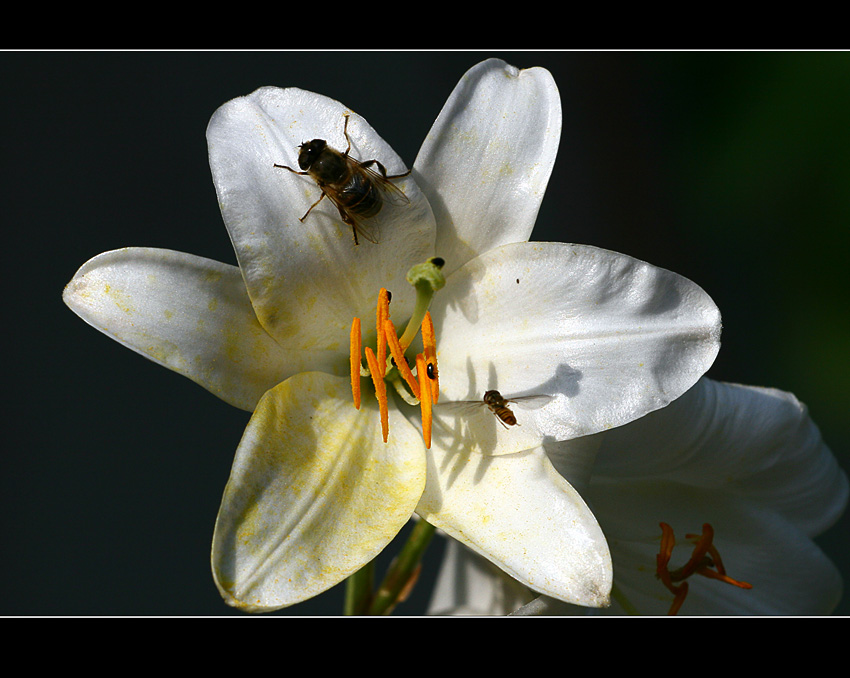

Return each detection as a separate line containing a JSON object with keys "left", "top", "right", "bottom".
{"left": 368, "top": 519, "right": 437, "bottom": 615}
{"left": 344, "top": 560, "right": 375, "bottom": 615}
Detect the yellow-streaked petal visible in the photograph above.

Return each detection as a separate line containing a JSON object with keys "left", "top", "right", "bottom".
{"left": 62, "top": 247, "right": 323, "bottom": 412}
{"left": 211, "top": 372, "right": 426, "bottom": 612}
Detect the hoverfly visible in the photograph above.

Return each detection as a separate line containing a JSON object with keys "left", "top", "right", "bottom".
{"left": 274, "top": 113, "right": 410, "bottom": 246}
{"left": 436, "top": 390, "right": 553, "bottom": 429}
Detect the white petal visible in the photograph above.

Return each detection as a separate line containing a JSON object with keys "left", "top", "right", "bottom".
{"left": 211, "top": 372, "right": 426, "bottom": 612}
{"left": 543, "top": 435, "right": 602, "bottom": 496}
{"left": 62, "top": 247, "right": 312, "bottom": 411}
{"left": 207, "top": 87, "right": 435, "bottom": 349}
{"left": 432, "top": 242, "right": 721, "bottom": 444}
{"left": 414, "top": 58, "right": 561, "bottom": 276}
{"left": 594, "top": 378, "right": 849, "bottom": 537}
{"left": 588, "top": 479, "right": 844, "bottom": 615}
{"left": 510, "top": 596, "right": 582, "bottom": 615}
{"left": 416, "top": 441, "right": 611, "bottom": 608}
{"left": 430, "top": 395, "right": 558, "bottom": 458}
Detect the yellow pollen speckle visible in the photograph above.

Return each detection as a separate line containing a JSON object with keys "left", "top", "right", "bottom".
{"left": 103, "top": 283, "right": 133, "bottom": 314}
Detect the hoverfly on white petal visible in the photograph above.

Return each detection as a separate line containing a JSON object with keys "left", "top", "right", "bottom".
{"left": 434, "top": 389, "right": 553, "bottom": 429}
{"left": 274, "top": 113, "right": 410, "bottom": 246}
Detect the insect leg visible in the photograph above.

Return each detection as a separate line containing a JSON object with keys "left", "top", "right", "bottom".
{"left": 330, "top": 206, "right": 360, "bottom": 246}
{"left": 300, "top": 191, "right": 327, "bottom": 222}
{"left": 274, "top": 163, "right": 309, "bottom": 175}
{"left": 493, "top": 413, "right": 511, "bottom": 430}
{"left": 342, "top": 113, "right": 352, "bottom": 157}
{"left": 359, "top": 159, "right": 411, "bottom": 181}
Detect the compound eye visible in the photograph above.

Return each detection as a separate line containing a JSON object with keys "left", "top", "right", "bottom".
{"left": 298, "top": 139, "right": 326, "bottom": 170}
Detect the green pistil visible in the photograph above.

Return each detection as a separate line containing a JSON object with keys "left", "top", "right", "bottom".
{"left": 398, "top": 257, "right": 445, "bottom": 351}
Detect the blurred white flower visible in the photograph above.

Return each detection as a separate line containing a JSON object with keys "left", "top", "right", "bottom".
{"left": 429, "top": 378, "right": 848, "bottom": 615}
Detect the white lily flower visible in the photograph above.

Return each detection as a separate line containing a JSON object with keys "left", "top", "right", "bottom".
{"left": 429, "top": 377, "right": 849, "bottom": 615}
{"left": 62, "top": 59, "right": 721, "bottom": 612}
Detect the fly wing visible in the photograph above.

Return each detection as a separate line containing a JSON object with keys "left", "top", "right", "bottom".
{"left": 349, "top": 215, "right": 381, "bottom": 244}
{"left": 320, "top": 186, "right": 382, "bottom": 245}
{"left": 431, "top": 400, "right": 487, "bottom": 417}
{"left": 506, "top": 394, "right": 554, "bottom": 410}
{"left": 361, "top": 165, "right": 411, "bottom": 207}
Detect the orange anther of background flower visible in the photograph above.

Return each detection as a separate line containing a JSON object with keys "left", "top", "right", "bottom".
{"left": 656, "top": 522, "right": 752, "bottom": 615}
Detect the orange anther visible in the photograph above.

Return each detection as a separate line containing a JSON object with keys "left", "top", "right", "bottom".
{"left": 350, "top": 317, "right": 362, "bottom": 410}
{"left": 364, "top": 347, "right": 389, "bottom": 443}
{"left": 416, "top": 353, "right": 432, "bottom": 449}
{"left": 421, "top": 311, "right": 439, "bottom": 403}
{"left": 376, "top": 288, "right": 390, "bottom": 378}
{"left": 348, "top": 286, "right": 440, "bottom": 450}
{"left": 384, "top": 318, "right": 420, "bottom": 400}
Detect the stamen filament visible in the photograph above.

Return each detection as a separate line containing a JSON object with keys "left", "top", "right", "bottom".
{"left": 416, "top": 353, "right": 432, "bottom": 449}
{"left": 668, "top": 583, "right": 689, "bottom": 616}
{"left": 364, "top": 347, "right": 389, "bottom": 443}
{"left": 389, "top": 375, "right": 420, "bottom": 406}
{"left": 350, "top": 317, "right": 362, "bottom": 410}
{"left": 675, "top": 523, "right": 714, "bottom": 581}
{"left": 385, "top": 318, "right": 420, "bottom": 400}
{"left": 705, "top": 543, "right": 728, "bottom": 576}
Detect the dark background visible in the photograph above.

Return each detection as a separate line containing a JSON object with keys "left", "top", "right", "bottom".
{"left": 4, "top": 51, "right": 848, "bottom": 615}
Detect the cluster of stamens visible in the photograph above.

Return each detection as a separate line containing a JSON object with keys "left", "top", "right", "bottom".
{"left": 655, "top": 522, "right": 752, "bottom": 615}
{"left": 349, "top": 259, "right": 443, "bottom": 449}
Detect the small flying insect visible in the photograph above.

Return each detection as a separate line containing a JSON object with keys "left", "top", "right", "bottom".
{"left": 436, "top": 390, "right": 553, "bottom": 429}
{"left": 274, "top": 113, "right": 411, "bottom": 246}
